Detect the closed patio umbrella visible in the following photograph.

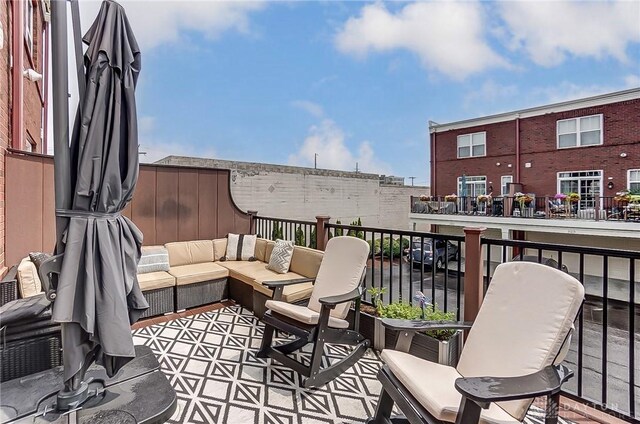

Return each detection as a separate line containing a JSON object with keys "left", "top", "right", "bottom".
{"left": 52, "top": 0, "right": 148, "bottom": 393}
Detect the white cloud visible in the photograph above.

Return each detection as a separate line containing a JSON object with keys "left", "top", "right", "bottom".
{"left": 137, "top": 116, "right": 216, "bottom": 163}
{"left": 625, "top": 74, "right": 640, "bottom": 88}
{"left": 288, "top": 119, "right": 392, "bottom": 175}
{"left": 498, "top": 1, "right": 640, "bottom": 66}
{"left": 463, "top": 80, "right": 519, "bottom": 110}
{"left": 78, "top": 0, "right": 266, "bottom": 50}
{"left": 291, "top": 100, "right": 325, "bottom": 118}
{"left": 531, "top": 79, "right": 636, "bottom": 104}
{"left": 334, "top": 2, "right": 507, "bottom": 80}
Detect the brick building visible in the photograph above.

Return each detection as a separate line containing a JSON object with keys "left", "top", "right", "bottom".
{"left": 430, "top": 88, "right": 640, "bottom": 208}
{"left": 0, "top": 0, "right": 50, "bottom": 274}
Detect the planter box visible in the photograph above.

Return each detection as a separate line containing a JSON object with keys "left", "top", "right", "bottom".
{"left": 349, "top": 309, "right": 462, "bottom": 367}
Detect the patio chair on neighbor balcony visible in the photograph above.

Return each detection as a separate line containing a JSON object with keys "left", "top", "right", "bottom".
{"left": 368, "top": 262, "right": 584, "bottom": 424}
{"left": 257, "top": 236, "right": 370, "bottom": 388}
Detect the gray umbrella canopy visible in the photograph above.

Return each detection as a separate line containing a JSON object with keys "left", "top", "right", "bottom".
{"left": 52, "top": 0, "right": 148, "bottom": 382}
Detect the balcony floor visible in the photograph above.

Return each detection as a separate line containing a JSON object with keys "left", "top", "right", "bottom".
{"left": 131, "top": 303, "right": 591, "bottom": 424}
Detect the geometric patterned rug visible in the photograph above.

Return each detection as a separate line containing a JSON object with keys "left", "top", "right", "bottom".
{"left": 132, "top": 306, "right": 573, "bottom": 424}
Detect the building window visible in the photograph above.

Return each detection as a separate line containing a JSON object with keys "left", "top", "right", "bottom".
{"left": 628, "top": 169, "right": 640, "bottom": 193}
{"left": 500, "top": 175, "right": 513, "bottom": 196}
{"left": 457, "top": 175, "right": 486, "bottom": 197}
{"left": 557, "top": 114, "right": 603, "bottom": 148}
{"left": 557, "top": 170, "right": 602, "bottom": 209}
{"left": 24, "top": 0, "right": 34, "bottom": 53}
{"left": 457, "top": 132, "right": 486, "bottom": 158}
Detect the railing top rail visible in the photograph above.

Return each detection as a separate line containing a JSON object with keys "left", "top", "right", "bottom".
{"left": 482, "top": 237, "right": 640, "bottom": 259}
{"left": 254, "top": 216, "right": 316, "bottom": 226}
{"left": 325, "top": 222, "right": 466, "bottom": 242}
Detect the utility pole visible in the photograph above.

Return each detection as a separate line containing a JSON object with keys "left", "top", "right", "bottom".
{"left": 355, "top": 162, "right": 359, "bottom": 173}
{"left": 409, "top": 176, "right": 416, "bottom": 186}
{"left": 314, "top": 153, "right": 318, "bottom": 169}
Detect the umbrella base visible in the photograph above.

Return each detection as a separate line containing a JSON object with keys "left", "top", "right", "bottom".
{"left": 0, "top": 346, "right": 176, "bottom": 424}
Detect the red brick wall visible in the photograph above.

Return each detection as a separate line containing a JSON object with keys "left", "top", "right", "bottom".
{"left": 0, "top": 0, "right": 46, "bottom": 273}
{"left": 433, "top": 99, "right": 640, "bottom": 198}
{"left": 1, "top": 0, "right": 10, "bottom": 273}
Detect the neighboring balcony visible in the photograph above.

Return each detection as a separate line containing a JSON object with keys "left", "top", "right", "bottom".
{"left": 410, "top": 195, "right": 640, "bottom": 239}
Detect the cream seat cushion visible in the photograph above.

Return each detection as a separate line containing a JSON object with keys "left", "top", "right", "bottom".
{"left": 381, "top": 350, "right": 518, "bottom": 424}
{"left": 168, "top": 262, "right": 228, "bottom": 286}
{"left": 265, "top": 300, "right": 349, "bottom": 329}
{"left": 218, "top": 261, "right": 314, "bottom": 302}
{"left": 137, "top": 271, "right": 175, "bottom": 291}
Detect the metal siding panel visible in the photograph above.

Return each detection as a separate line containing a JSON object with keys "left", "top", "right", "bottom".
{"left": 42, "top": 159, "right": 56, "bottom": 253}
{"left": 155, "top": 168, "right": 179, "bottom": 245}
{"left": 132, "top": 166, "right": 157, "bottom": 246}
{"left": 198, "top": 171, "right": 218, "bottom": 239}
{"left": 178, "top": 170, "right": 199, "bottom": 241}
{"left": 6, "top": 155, "right": 44, "bottom": 265}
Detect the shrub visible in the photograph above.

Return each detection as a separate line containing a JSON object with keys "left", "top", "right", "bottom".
{"left": 308, "top": 227, "right": 316, "bottom": 249}
{"left": 368, "top": 237, "right": 410, "bottom": 257}
{"left": 271, "top": 222, "right": 283, "bottom": 240}
{"left": 294, "top": 226, "right": 305, "bottom": 246}
{"left": 335, "top": 220, "right": 344, "bottom": 237}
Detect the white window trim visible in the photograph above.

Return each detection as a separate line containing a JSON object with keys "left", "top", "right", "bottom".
{"left": 556, "top": 170, "right": 603, "bottom": 210}
{"left": 500, "top": 175, "right": 513, "bottom": 196}
{"left": 628, "top": 169, "right": 640, "bottom": 191}
{"left": 457, "top": 131, "right": 486, "bottom": 159}
{"left": 24, "top": 0, "right": 34, "bottom": 54}
{"left": 556, "top": 114, "right": 603, "bottom": 149}
{"left": 457, "top": 175, "right": 487, "bottom": 197}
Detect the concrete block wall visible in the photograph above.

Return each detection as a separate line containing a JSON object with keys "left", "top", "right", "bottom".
{"left": 157, "top": 156, "right": 430, "bottom": 230}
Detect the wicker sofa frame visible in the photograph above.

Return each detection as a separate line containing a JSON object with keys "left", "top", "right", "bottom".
{"left": 139, "top": 286, "right": 175, "bottom": 319}
{"left": 176, "top": 278, "right": 228, "bottom": 311}
{"left": 0, "top": 266, "right": 19, "bottom": 307}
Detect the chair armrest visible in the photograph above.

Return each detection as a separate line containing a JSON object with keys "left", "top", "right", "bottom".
{"left": 318, "top": 287, "right": 362, "bottom": 307}
{"left": 262, "top": 277, "right": 315, "bottom": 288}
{"left": 455, "top": 365, "right": 573, "bottom": 404}
{"left": 381, "top": 318, "right": 473, "bottom": 332}
{"left": 38, "top": 254, "right": 64, "bottom": 301}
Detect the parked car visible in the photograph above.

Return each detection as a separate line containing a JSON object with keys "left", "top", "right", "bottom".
{"left": 406, "top": 239, "right": 459, "bottom": 270}
{"left": 512, "top": 255, "right": 569, "bottom": 273}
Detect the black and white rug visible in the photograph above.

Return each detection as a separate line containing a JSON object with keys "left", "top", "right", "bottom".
{"left": 132, "top": 306, "right": 572, "bottom": 424}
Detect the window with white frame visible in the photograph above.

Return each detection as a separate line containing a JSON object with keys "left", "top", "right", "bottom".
{"left": 628, "top": 169, "right": 640, "bottom": 193}
{"left": 557, "top": 170, "right": 602, "bottom": 209}
{"left": 557, "top": 114, "right": 603, "bottom": 148}
{"left": 24, "top": 0, "right": 34, "bottom": 54}
{"left": 457, "top": 132, "right": 486, "bottom": 158}
{"left": 501, "top": 175, "right": 513, "bottom": 196}
{"left": 457, "top": 176, "right": 486, "bottom": 197}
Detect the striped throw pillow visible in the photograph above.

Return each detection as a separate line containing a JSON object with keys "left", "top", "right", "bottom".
{"left": 267, "top": 239, "right": 294, "bottom": 274}
{"left": 137, "top": 247, "right": 170, "bottom": 274}
{"left": 224, "top": 234, "right": 257, "bottom": 261}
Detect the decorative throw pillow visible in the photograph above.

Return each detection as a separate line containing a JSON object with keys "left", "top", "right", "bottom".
{"left": 267, "top": 239, "right": 295, "bottom": 274}
{"left": 17, "top": 256, "right": 44, "bottom": 298}
{"left": 137, "top": 246, "right": 170, "bottom": 274}
{"left": 28, "top": 251, "right": 51, "bottom": 271}
{"left": 223, "top": 234, "right": 257, "bottom": 261}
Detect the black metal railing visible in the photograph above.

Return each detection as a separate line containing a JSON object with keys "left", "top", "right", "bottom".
{"left": 253, "top": 216, "right": 316, "bottom": 247}
{"left": 481, "top": 238, "right": 639, "bottom": 422}
{"left": 411, "top": 195, "right": 640, "bottom": 222}
{"left": 325, "top": 222, "right": 466, "bottom": 320}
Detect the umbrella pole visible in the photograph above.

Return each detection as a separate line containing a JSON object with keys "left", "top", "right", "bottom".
{"left": 51, "top": 0, "right": 71, "bottom": 246}
{"left": 51, "top": 0, "right": 91, "bottom": 411}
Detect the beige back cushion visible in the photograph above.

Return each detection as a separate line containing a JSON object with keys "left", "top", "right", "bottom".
{"left": 264, "top": 241, "right": 275, "bottom": 262}
{"left": 189, "top": 240, "right": 214, "bottom": 263}
{"left": 17, "top": 257, "right": 42, "bottom": 297}
{"left": 254, "top": 239, "right": 269, "bottom": 262}
{"left": 165, "top": 240, "right": 214, "bottom": 266}
{"left": 289, "top": 246, "right": 323, "bottom": 278}
{"left": 307, "top": 236, "right": 369, "bottom": 319}
{"left": 165, "top": 242, "right": 191, "bottom": 267}
{"left": 456, "top": 262, "right": 584, "bottom": 421}
{"left": 212, "top": 239, "right": 227, "bottom": 261}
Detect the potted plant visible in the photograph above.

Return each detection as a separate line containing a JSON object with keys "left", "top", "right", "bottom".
{"left": 614, "top": 190, "right": 631, "bottom": 205}
{"left": 567, "top": 192, "right": 580, "bottom": 203}
{"left": 352, "top": 290, "right": 462, "bottom": 366}
{"left": 444, "top": 194, "right": 457, "bottom": 202}
{"left": 419, "top": 194, "right": 431, "bottom": 201}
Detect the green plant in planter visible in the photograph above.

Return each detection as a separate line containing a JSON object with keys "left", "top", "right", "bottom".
{"left": 378, "top": 297, "right": 456, "bottom": 341}
{"left": 367, "top": 287, "right": 387, "bottom": 312}
{"left": 335, "top": 220, "right": 344, "bottom": 236}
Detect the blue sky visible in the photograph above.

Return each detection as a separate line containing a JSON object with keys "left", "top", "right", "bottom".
{"left": 76, "top": 1, "right": 640, "bottom": 186}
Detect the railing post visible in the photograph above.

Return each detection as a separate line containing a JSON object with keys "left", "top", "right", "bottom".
{"left": 463, "top": 227, "right": 486, "bottom": 325}
{"left": 316, "top": 215, "right": 331, "bottom": 251}
{"left": 247, "top": 210, "right": 258, "bottom": 235}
